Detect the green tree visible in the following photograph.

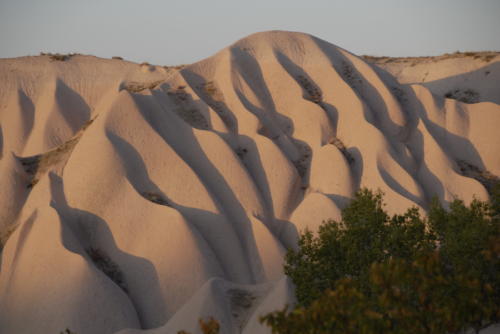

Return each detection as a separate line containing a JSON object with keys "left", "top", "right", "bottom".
{"left": 285, "top": 189, "right": 434, "bottom": 306}
{"left": 262, "top": 189, "right": 500, "bottom": 333}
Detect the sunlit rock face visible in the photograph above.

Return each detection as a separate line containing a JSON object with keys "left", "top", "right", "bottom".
{"left": 0, "top": 31, "right": 498, "bottom": 334}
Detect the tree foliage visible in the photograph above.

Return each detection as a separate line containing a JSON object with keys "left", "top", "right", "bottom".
{"left": 262, "top": 189, "right": 500, "bottom": 333}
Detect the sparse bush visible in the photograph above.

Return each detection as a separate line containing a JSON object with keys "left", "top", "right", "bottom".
{"left": 199, "top": 317, "right": 220, "bottom": 334}
{"left": 341, "top": 61, "right": 363, "bottom": 88}
{"left": 445, "top": 51, "right": 497, "bottom": 62}
{"left": 235, "top": 146, "right": 248, "bottom": 159}
{"left": 19, "top": 134, "right": 82, "bottom": 189}
{"left": 483, "top": 54, "right": 496, "bottom": 62}
{"left": 178, "top": 317, "right": 220, "bottom": 334}
{"left": 329, "top": 137, "right": 354, "bottom": 164}
{"left": 51, "top": 54, "right": 69, "bottom": 61}
{"left": 202, "top": 81, "right": 218, "bottom": 97}
{"left": 40, "top": 52, "right": 78, "bottom": 61}
{"left": 0, "top": 223, "right": 19, "bottom": 251}
{"left": 59, "top": 329, "right": 76, "bottom": 334}
{"left": 86, "top": 247, "right": 127, "bottom": 293}
{"left": 261, "top": 188, "right": 500, "bottom": 334}
{"left": 292, "top": 141, "right": 312, "bottom": 178}
{"left": 457, "top": 160, "right": 499, "bottom": 194}
{"left": 390, "top": 86, "right": 408, "bottom": 104}
{"left": 163, "top": 64, "right": 186, "bottom": 71}
{"left": 141, "top": 191, "right": 170, "bottom": 206}
{"left": 362, "top": 51, "right": 498, "bottom": 66}
{"left": 167, "top": 86, "right": 210, "bottom": 130}
{"left": 296, "top": 75, "right": 322, "bottom": 104}
{"left": 122, "top": 80, "right": 163, "bottom": 93}
{"left": 444, "top": 88, "right": 480, "bottom": 103}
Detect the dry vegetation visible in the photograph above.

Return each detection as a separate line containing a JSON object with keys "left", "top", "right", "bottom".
{"left": 197, "top": 81, "right": 236, "bottom": 131}
{"left": 163, "top": 64, "right": 186, "bottom": 72}
{"left": 0, "top": 223, "right": 18, "bottom": 252}
{"left": 141, "top": 192, "right": 170, "bottom": 206}
{"left": 228, "top": 288, "right": 256, "bottom": 314}
{"left": 167, "top": 85, "right": 210, "bottom": 130}
{"left": 329, "top": 137, "right": 355, "bottom": 164}
{"left": 444, "top": 88, "right": 480, "bottom": 104}
{"left": 167, "top": 85, "right": 189, "bottom": 102}
{"left": 20, "top": 136, "right": 80, "bottom": 188}
{"left": 40, "top": 52, "right": 80, "bottom": 61}
{"left": 200, "top": 81, "right": 220, "bottom": 99}
{"left": 121, "top": 80, "right": 164, "bottom": 93}
{"left": 456, "top": 160, "right": 500, "bottom": 194}
{"left": 228, "top": 288, "right": 258, "bottom": 331}
{"left": 59, "top": 329, "right": 76, "bottom": 334}
{"left": 296, "top": 75, "right": 322, "bottom": 104}
{"left": 390, "top": 86, "right": 408, "bottom": 105}
{"left": 362, "top": 51, "right": 499, "bottom": 65}
{"left": 293, "top": 141, "right": 312, "bottom": 178}
{"left": 86, "top": 247, "right": 128, "bottom": 293}
{"left": 235, "top": 146, "right": 248, "bottom": 159}
{"left": 341, "top": 61, "right": 363, "bottom": 88}
{"left": 178, "top": 318, "right": 220, "bottom": 334}
{"left": 19, "top": 119, "right": 94, "bottom": 188}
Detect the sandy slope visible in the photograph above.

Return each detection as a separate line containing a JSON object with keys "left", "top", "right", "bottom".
{"left": 0, "top": 31, "right": 499, "bottom": 334}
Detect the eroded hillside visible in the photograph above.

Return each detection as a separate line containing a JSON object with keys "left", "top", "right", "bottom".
{"left": 0, "top": 31, "right": 499, "bottom": 334}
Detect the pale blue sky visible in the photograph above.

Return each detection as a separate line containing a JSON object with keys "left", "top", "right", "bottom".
{"left": 1, "top": 0, "right": 499, "bottom": 65}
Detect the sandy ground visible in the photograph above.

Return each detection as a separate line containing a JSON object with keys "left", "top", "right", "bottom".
{"left": 0, "top": 31, "right": 499, "bottom": 334}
